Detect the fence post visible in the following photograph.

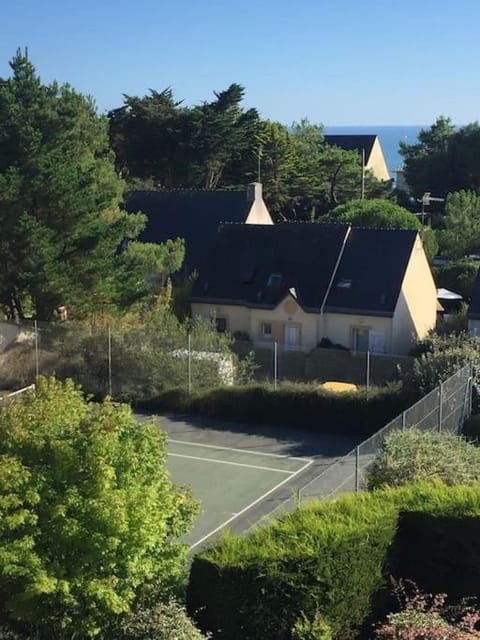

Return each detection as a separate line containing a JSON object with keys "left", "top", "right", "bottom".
{"left": 107, "top": 325, "right": 112, "bottom": 397}
{"left": 187, "top": 333, "right": 192, "bottom": 395}
{"left": 34, "top": 319, "right": 39, "bottom": 380}
{"left": 402, "top": 411, "right": 406, "bottom": 431}
{"left": 355, "top": 446, "right": 360, "bottom": 492}
{"left": 438, "top": 382, "right": 443, "bottom": 433}
{"left": 365, "top": 350, "right": 370, "bottom": 389}
{"left": 273, "top": 342, "right": 278, "bottom": 391}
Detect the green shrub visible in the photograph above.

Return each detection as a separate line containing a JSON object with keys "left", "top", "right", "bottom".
{"left": 187, "top": 484, "right": 480, "bottom": 640}
{"left": 406, "top": 332, "right": 478, "bottom": 409}
{"left": 0, "top": 377, "right": 199, "bottom": 639}
{"left": 291, "top": 612, "right": 333, "bottom": 640}
{"left": 113, "top": 601, "right": 209, "bottom": 639}
{"left": 141, "top": 382, "right": 407, "bottom": 437}
{"left": 366, "top": 429, "right": 480, "bottom": 489}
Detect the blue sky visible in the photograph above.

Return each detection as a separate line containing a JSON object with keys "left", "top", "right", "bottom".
{"left": 2, "top": 0, "right": 480, "bottom": 125}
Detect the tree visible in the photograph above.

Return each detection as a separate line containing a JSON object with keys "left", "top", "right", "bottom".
{"left": 324, "top": 199, "right": 438, "bottom": 260}
{"left": 438, "top": 190, "right": 480, "bottom": 258}
{"left": 0, "top": 50, "right": 183, "bottom": 321}
{"left": 399, "top": 116, "right": 456, "bottom": 198}
{"left": 433, "top": 259, "right": 479, "bottom": 299}
{"left": 400, "top": 117, "right": 480, "bottom": 199}
{"left": 0, "top": 377, "right": 198, "bottom": 638}
{"left": 109, "top": 84, "right": 259, "bottom": 190}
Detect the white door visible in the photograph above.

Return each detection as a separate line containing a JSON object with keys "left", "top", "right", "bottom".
{"left": 284, "top": 325, "right": 300, "bottom": 349}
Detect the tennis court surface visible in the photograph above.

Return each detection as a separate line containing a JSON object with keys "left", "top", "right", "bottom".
{"left": 138, "top": 413, "right": 360, "bottom": 551}
{"left": 167, "top": 439, "right": 313, "bottom": 549}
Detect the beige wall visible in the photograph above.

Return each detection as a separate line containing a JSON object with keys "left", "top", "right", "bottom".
{"left": 320, "top": 312, "right": 393, "bottom": 353}
{"left": 367, "top": 137, "right": 391, "bottom": 182}
{"left": 391, "top": 234, "right": 437, "bottom": 354}
{"left": 193, "top": 298, "right": 396, "bottom": 353}
{"left": 191, "top": 302, "right": 251, "bottom": 335}
{"left": 192, "top": 296, "right": 316, "bottom": 349}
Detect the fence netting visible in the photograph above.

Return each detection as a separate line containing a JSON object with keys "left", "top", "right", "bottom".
{"left": 299, "top": 363, "right": 473, "bottom": 502}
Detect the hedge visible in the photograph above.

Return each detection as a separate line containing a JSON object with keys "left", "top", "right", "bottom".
{"left": 187, "top": 483, "right": 480, "bottom": 640}
{"left": 137, "top": 382, "right": 410, "bottom": 437}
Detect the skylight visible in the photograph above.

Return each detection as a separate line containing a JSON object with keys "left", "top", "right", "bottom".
{"left": 267, "top": 273, "right": 282, "bottom": 287}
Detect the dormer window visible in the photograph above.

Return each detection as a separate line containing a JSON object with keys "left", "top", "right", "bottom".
{"left": 267, "top": 273, "right": 282, "bottom": 287}
{"left": 337, "top": 278, "right": 352, "bottom": 289}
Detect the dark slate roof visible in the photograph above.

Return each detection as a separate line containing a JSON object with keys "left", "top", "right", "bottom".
{"left": 468, "top": 267, "right": 480, "bottom": 319}
{"left": 324, "top": 134, "right": 377, "bottom": 161}
{"left": 125, "top": 190, "right": 253, "bottom": 272}
{"left": 191, "top": 223, "right": 418, "bottom": 317}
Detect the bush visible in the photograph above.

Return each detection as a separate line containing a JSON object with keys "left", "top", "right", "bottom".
{"left": 0, "top": 378, "right": 199, "bottom": 639}
{"left": 141, "top": 381, "right": 407, "bottom": 437}
{"left": 366, "top": 429, "right": 480, "bottom": 489}
{"left": 292, "top": 612, "right": 333, "bottom": 640}
{"left": 187, "top": 484, "right": 480, "bottom": 640}
{"left": 406, "top": 332, "right": 478, "bottom": 410}
{"left": 113, "top": 601, "right": 209, "bottom": 640}
{"left": 374, "top": 585, "right": 480, "bottom": 639}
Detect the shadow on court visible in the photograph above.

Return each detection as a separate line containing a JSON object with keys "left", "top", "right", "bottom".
{"left": 136, "top": 412, "right": 362, "bottom": 550}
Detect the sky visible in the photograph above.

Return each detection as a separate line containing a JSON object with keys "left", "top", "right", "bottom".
{"left": 2, "top": 0, "right": 480, "bottom": 126}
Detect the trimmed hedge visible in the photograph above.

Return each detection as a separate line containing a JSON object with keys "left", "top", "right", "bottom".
{"left": 187, "top": 484, "right": 480, "bottom": 640}
{"left": 138, "top": 382, "right": 409, "bottom": 437}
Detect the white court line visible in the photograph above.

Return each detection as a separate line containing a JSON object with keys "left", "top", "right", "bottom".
{"left": 169, "top": 438, "right": 308, "bottom": 462}
{"left": 189, "top": 458, "right": 314, "bottom": 551}
{"left": 168, "top": 452, "right": 292, "bottom": 474}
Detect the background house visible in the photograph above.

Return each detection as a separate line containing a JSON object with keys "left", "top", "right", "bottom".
{"left": 125, "top": 182, "right": 273, "bottom": 274}
{"left": 191, "top": 223, "right": 437, "bottom": 355}
{"left": 324, "top": 134, "right": 391, "bottom": 182}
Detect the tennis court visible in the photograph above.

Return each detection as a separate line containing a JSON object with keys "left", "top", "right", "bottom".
{"left": 167, "top": 438, "right": 313, "bottom": 549}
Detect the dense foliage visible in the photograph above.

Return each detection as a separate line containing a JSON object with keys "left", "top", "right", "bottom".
{"left": 367, "top": 429, "right": 480, "bottom": 489}
{"left": 140, "top": 380, "right": 407, "bottom": 437}
{"left": 109, "top": 89, "right": 390, "bottom": 221}
{"left": 433, "top": 259, "right": 479, "bottom": 299}
{"left": 406, "top": 332, "right": 479, "bottom": 408}
{"left": 0, "top": 378, "right": 198, "bottom": 638}
{"left": 438, "top": 191, "right": 480, "bottom": 259}
{"left": 113, "top": 601, "right": 209, "bottom": 640}
{"left": 399, "top": 117, "right": 480, "bottom": 199}
{"left": 324, "top": 198, "right": 438, "bottom": 259}
{"left": 187, "top": 484, "right": 480, "bottom": 640}
{"left": 375, "top": 587, "right": 480, "bottom": 639}
{"left": 0, "top": 51, "right": 184, "bottom": 321}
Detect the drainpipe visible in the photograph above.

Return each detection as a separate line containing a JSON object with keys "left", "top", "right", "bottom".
{"left": 319, "top": 225, "right": 352, "bottom": 343}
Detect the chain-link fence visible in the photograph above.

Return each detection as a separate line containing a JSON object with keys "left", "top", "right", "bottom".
{"left": 0, "top": 319, "right": 243, "bottom": 400}
{"left": 233, "top": 340, "right": 412, "bottom": 386}
{"left": 298, "top": 363, "right": 473, "bottom": 501}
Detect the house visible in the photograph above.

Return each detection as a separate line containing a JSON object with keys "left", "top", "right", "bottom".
{"left": 125, "top": 182, "right": 273, "bottom": 274}
{"left": 324, "top": 134, "right": 391, "bottom": 182}
{"left": 467, "top": 268, "right": 480, "bottom": 336}
{"left": 191, "top": 223, "right": 437, "bottom": 355}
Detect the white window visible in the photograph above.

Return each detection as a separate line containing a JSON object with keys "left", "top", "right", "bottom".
{"left": 352, "top": 327, "right": 386, "bottom": 353}
{"left": 352, "top": 327, "right": 369, "bottom": 352}
{"left": 261, "top": 322, "right": 272, "bottom": 337}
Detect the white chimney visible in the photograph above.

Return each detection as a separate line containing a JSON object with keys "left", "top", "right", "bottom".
{"left": 246, "top": 182, "right": 262, "bottom": 203}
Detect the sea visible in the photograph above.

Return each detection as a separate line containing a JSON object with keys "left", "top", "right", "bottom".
{"left": 324, "top": 125, "right": 425, "bottom": 179}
